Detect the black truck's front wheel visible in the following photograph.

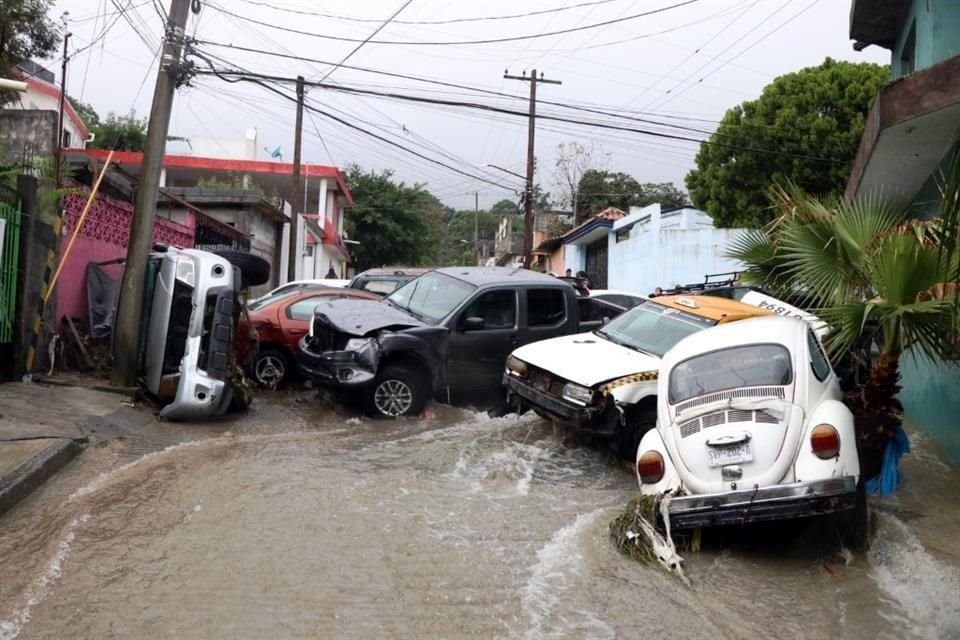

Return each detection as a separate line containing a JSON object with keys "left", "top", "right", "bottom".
{"left": 365, "top": 365, "right": 428, "bottom": 418}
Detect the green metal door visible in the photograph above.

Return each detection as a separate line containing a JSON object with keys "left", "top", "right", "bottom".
{"left": 0, "top": 184, "right": 21, "bottom": 344}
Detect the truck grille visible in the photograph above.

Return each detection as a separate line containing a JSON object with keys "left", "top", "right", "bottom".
{"left": 310, "top": 315, "right": 339, "bottom": 352}
{"left": 679, "top": 409, "right": 780, "bottom": 439}
{"left": 527, "top": 367, "right": 567, "bottom": 398}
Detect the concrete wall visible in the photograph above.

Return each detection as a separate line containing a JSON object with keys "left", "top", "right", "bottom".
{"left": 899, "top": 354, "right": 960, "bottom": 466}
{"left": 893, "top": 0, "right": 960, "bottom": 78}
{"left": 19, "top": 87, "right": 87, "bottom": 148}
{"left": 607, "top": 204, "right": 745, "bottom": 295}
{"left": 0, "top": 111, "right": 57, "bottom": 164}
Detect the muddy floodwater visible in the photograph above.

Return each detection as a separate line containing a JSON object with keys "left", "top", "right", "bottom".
{"left": 1, "top": 393, "right": 959, "bottom": 639}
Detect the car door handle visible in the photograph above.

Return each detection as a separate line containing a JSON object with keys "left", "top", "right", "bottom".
{"left": 509, "top": 334, "right": 519, "bottom": 345}
{"left": 289, "top": 328, "right": 307, "bottom": 335}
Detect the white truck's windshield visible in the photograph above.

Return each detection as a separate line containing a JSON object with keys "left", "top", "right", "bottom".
{"left": 596, "top": 300, "right": 716, "bottom": 357}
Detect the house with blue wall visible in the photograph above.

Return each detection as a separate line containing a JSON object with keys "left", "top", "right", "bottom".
{"left": 563, "top": 204, "right": 746, "bottom": 294}
{"left": 848, "top": 0, "right": 960, "bottom": 464}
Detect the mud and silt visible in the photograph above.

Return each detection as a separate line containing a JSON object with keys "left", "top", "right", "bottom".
{"left": 1, "top": 394, "right": 958, "bottom": 639}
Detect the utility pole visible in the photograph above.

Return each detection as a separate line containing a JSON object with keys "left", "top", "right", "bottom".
{"left": 55, "top": 28, "right": 70, "bottom": 187}
{"left": 111, "top": 0, "right": 192, "bottom": 387}
{"left": 504, "top": 69, "right": 561, "bottom": 269}
{"left": 287, "top": 76, "right": 305, "bottom": 283}
{"left": 474, "top": 191, "right": 479, "bottom": 266}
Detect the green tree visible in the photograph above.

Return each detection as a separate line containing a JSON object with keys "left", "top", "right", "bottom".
{"left": 727, "top": 146, "right": 960, "bottom": 477}
{"left": 491, "top": 198, "right": 519, "bottom": 216}
{"left": 574, "top": 170, "right": 642, "bottom": 222}
{"left": 344, "top": 166, "right": 444, "bottom": 270}
{"left": 440, "top": 210, "right": 500, "bottom": 265}
{"left": 68, "top": 95, "right": 100, "bottom": 128}
{"left": 641, "top": 182, "right": 688, "bottom": 209}
{"left": 87, "top": 111, "right": 148, "bottom": 152}
{"left": 686, "top": 58, "right": 889, "bottom": 228}
{"left": 0, "top": 0, "right": 60, "bottom": 105}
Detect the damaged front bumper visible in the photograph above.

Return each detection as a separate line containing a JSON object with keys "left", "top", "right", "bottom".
{"left": 503, "top": 374, "right": 614, "bottom": 433}
{"left": 297, "top": 336, "right": 379, "bottom": 388}
{"left": 667, "top": 476, "right": 858, "bottom": 530}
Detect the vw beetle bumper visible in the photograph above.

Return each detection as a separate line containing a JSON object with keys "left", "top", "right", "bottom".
{"left": 667, "top": 476, "right": 858, "bottom": 530}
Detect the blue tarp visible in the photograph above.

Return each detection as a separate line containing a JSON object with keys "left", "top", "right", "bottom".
{"left": 865, "top": 425, "right": 910, "bottom": 497}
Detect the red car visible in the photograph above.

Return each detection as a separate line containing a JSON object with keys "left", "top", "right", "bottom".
{"left": 239, "top": 288, "right": 379, "bottom": 386}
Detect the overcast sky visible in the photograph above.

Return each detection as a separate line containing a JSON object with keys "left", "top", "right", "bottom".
{"left": 50, "top": 0, "right": 889, "bottom": 211}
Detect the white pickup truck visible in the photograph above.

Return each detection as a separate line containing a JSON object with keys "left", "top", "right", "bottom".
{"left": 503, "top": 288, "right": 822, "bottom": 458}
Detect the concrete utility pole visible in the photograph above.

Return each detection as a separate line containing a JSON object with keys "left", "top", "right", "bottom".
{"left": 112, "top": 0, "right": 192, "bottom": 387}
{"left": 504, "top": 69, "right": 561, "bottom": 269}
{"left": 55, "top": 28, "right": 70, "bottom": 187}
{"left": 287, "top": 76, "right": 305, "bottom": 283}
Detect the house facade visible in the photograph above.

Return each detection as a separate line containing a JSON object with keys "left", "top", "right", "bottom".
{"left": 15, "top": 61, "right": 91, "bottom": 149}
{"left": 563, "top": 204, "right": 746, "bottom": 294}
{"left": 849, "top": 0, "right": 960, "bottom": 464}
{"left": 494, "top": 212, "right": 570, "bottom": 269}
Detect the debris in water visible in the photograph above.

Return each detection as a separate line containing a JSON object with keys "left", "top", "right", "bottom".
{"left": 609, "top": 494, "right": 689, "bottom": 585}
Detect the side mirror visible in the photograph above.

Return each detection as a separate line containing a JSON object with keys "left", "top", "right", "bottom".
{"left": 462, "top": 316, "right": 485, "bottom": 331}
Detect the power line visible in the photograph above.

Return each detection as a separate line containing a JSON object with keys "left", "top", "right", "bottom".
{"left": 645, "top": 0, "right": 819, "bottom": 113}
{"left": 623, "top": 0, "right": 759, "bottom": 109}
{"left": 197, "top": 65, "right": 846, "bottom": 164}
{"left": 317, "top": 0, "right": 414, "bottom": 83}
{"left": 232, "top": 0, "right": 627, "bottom": 25}
{"left": 204, "top": 0, "right": 702, "bottom": 46}
{"left": 198, "top": 68, "right": 520, "bottom": 191}
{"left": 194, "top": 39, "right": 832, "bottom": 150}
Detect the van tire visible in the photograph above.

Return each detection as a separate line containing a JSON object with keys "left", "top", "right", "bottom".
{"left": 214, "top": 249, "right": 271, "bottom": 288}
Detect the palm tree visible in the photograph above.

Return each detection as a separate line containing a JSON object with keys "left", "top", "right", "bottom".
{"left": 728, "top": 146, "right": 960, "bottom": 478}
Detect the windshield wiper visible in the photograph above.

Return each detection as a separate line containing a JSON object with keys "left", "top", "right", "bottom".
{"left": 595, "top": 329, "right": 656, "bottom": 356}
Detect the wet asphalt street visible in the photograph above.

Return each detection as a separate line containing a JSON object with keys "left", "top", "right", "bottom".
{"left": 1, "top": 390, "right": 959, "bottom": 639}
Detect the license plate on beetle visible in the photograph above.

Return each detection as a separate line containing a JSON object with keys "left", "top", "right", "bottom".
{"left": 708, "top": 443, "right": 753, "bottom": 467}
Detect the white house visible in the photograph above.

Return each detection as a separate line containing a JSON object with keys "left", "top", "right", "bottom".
{"left": 15, "top": 61, "right": 91, "bottom": 149}
{"left": 563, "top": 204, "right": 747, "bottom": 295}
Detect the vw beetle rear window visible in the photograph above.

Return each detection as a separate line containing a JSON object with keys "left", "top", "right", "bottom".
{"left": 669, "top": 343, "right": 793, "bottom": 404}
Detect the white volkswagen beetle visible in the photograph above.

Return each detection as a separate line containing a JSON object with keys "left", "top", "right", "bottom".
{"left": 636, "top": 315, "right": 862, "bottom": 534}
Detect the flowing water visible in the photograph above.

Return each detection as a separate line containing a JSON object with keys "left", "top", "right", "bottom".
{"left": 1, "top": 394, "right": 958, "bottom": 639}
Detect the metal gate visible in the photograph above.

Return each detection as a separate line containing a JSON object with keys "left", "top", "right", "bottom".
{"left": 0, "top": 184, "right": 21, "bottom": 343}
{"left": 585, "top": 237, "right": 608, "bottom": 289}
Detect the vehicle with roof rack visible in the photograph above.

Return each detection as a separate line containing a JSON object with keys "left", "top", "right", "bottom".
{"left": 503, "top": 294, "right": 776, "bottom": 458}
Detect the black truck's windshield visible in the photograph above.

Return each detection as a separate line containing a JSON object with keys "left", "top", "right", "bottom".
{"left": 386, "top": 272, "right": 476, "bottom": 325}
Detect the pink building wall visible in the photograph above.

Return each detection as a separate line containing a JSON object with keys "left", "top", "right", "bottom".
{"left": 57, "top": 192, "right": 194, "bottom": 327}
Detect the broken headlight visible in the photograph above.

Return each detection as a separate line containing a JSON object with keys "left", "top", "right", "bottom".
{"left": 506, "top": 355, "right": 527, "bottom": 377}
{"left": 562, "top": 382, "right": 593, "bottom": 406}
{"left": 344, "top": 337, "right": 373, "bottom": 351}
{"left": 175, "top": 256, "right": 196, "bottom": 287}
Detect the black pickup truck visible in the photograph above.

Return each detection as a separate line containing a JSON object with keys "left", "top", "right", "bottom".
{"left": 297, "top": 267, "right": 627, "bottom": 417}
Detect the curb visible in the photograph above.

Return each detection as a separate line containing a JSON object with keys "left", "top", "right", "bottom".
{"left": 30, "top": 376, "right": 139, "bottom": 397}
{"left": 0, "top": 439, "right": 82, "bottom": 516}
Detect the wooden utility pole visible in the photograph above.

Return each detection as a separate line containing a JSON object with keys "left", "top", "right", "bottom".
{"left": 111, "top": 0, "right": 192, "bottom": 386}
{"left": 504, "top": 69, "right": 561, "bottom": 269}
{"left": 55, "top": 29, "right": 70, "bottom": 187}
{"left": 474, "top": 191, "right": 479, "bottom": 266}
{"left": 287, "top": 76, "right": 305, "bottom": 283}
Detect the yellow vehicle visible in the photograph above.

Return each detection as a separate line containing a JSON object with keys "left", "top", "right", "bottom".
{"left": 503, "top": 294, "right": 774, "bottom": 458}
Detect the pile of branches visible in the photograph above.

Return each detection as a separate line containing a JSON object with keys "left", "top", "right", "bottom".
{"left": 609, "top": 494, "right": 690, "bottom": 584}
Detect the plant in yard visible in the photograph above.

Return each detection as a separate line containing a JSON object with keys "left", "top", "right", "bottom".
{"left": 727, "top": 145, "right": 960, "bottom": 478}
